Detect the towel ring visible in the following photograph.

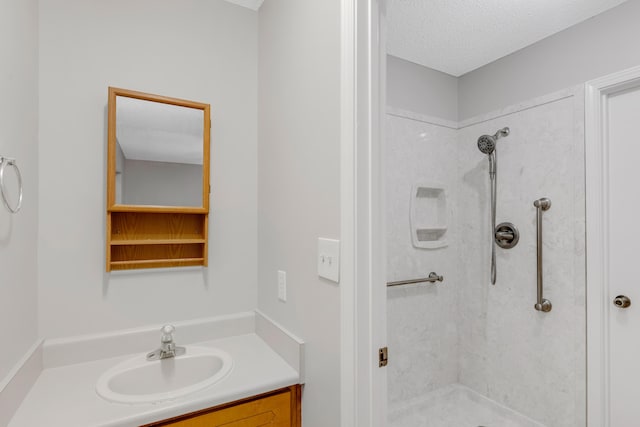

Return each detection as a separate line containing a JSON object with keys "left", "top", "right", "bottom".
{"left": 0, "top": 157, "right": 23, "bottom": 214}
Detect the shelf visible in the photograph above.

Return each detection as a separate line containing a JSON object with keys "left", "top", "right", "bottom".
{"left": 107, "top": 211, "right": 208, "bottom": 271}
{"left": 110, "top": 239, "right": 205, "bottom": 246}
{"left": 109, "top": 205, "right": 207, "bottom": 214}
{"left": 410, "top": 184, "right": 448, "bottom": 249}
{"left": 111, "top": 257, "right": 204, "bottom": 265}
{"left": 416, "top": 227, "right": 447, "bottom": 239}
{"left": 110, "top": 257, "right": 205, "bottom": 271}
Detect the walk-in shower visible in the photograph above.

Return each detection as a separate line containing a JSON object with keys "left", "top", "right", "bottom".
{"left": 386, "top": 95, "right": 585, "bottom": 427}
{"left": 477, "top": 127, "right": 511, "bottom": 284}
{"left": 385, "top": 2, "right": 596, "bottom": 427}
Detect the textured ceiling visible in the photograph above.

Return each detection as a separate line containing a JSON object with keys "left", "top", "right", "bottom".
{"left": 116, "top": 97, "right": 204, "bottom": 165}
{"left": 222, "top": 0, "right": 264, "bottom": 11}
{"left": 387, "top": 0, "right": 629, "bottom": 76}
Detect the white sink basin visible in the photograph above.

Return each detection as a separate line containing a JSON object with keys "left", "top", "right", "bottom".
{"left": 96, "top": 346, "right": 233, "bottom": 404}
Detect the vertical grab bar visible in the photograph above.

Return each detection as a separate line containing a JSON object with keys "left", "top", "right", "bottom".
{"left": 533, "top": 198, "right": 552, "bottom": 312}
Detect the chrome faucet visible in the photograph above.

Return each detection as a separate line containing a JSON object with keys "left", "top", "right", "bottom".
{"left": 146, "top": 325, "right": 186, "bottom": 361}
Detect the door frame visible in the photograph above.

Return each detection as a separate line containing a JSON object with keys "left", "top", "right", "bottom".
{"left": 340, "top": 0, "right": 387, "bottom": 426}
{"left": 585, "top": 64, "right": 640, "bottom": 427}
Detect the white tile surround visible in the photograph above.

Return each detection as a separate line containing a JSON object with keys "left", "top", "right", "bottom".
{"left": 386, "top": 111, "right": 459, "bottom": 403}
{"left": 386, "top": 88, "right": 586, "bottom": 426}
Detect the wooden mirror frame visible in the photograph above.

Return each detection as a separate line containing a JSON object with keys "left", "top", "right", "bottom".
{"left": 106, "top": 87, "right": 211, "bottom": 271}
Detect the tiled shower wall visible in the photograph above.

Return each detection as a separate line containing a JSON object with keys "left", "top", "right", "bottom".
{"left": 386, "top": 89, "right": 586, "bottom": 426}
{"left": 386, "top": 112, "right": 459, "bottom": 406}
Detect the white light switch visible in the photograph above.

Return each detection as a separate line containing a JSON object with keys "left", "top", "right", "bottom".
{"left": 318, "top": 238, "right": 340, "bottom": 283}
{"left": 278, "top": 270, "right": 287, "bottom": 302}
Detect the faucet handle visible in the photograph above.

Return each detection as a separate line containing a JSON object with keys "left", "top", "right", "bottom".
{"left": 161, "top": 324, "right": 175, "bottom": 342}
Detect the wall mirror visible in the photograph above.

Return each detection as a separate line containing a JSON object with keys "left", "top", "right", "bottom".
{"left": 108, "top": 87, "right": 210, "bottom": 209}
{"left": 106, "top": 87, "right": 211, "bottom": 272}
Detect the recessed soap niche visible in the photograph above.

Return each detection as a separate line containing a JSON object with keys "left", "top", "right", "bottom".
{"left": 410, "top": 184, "right": 448, "bottom": 249}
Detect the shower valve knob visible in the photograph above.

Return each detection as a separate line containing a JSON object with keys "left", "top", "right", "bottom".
{"left": 495, "top": 231, "right": 514, "bottom": 241}
{"left": 495, "top": 222, "right": 520, "bottom": 249}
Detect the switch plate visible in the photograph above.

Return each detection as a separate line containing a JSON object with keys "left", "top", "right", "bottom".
{"left": 278, "top": 270, "right": 287, "bottom": 302}
{"left": 318, "top": 238, "right": 340, "bottom": 283}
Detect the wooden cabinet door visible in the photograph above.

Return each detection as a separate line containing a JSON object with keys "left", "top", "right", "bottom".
{"left": 156, "top": 386, "right": 300, "bottom": 427}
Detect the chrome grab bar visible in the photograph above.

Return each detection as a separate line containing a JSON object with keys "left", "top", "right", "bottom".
{"left": 533, "top": 198, "right": 552, "bottom": 312}
{"left": 387, "top": 272, "right": 444, "bottom": 287}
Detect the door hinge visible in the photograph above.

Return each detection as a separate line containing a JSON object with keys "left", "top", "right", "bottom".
{"left": 379, "top": 347, "right": 388, "bottom": 367}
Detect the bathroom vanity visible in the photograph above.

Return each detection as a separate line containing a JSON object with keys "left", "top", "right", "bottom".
{"left": 8, "top": 315, "right": 303, "bottom": 427}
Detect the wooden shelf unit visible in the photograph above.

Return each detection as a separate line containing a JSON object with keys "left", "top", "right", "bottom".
{"left": 107, "top": 210, "right": 208, "bottom": 271}
{"left": 106, "top": 87, "right": 211, "bottom": 272}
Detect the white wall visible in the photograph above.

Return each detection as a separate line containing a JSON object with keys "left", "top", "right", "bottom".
{"left": 387, "top": 55, "right": 458, "bottom": 121}
{"left": 0, "top": 0, "right": 39, "bottom": 382}
{"left": 458, "top": 0, "right": 640, "bottom": 120}
{"left": 38, "top": 0, "right": 258, "bottom": 338}
{"left": 257, "top": 1, "right": 341, "bottom": 426}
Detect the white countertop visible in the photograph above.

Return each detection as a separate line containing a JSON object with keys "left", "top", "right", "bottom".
{"left": 9, "top": 333, "right": 299, "bottom": 427}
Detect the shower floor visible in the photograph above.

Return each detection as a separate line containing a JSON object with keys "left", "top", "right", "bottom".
{"left": 388, "top": 384, "right": 546, "bottom": 427}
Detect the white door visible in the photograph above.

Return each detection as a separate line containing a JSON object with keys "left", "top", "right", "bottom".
{"left": 586, "top": 69, "right": 640, "bottom": 427}
{"left": 606, "top": 84, "right": 640, "bottom": 426}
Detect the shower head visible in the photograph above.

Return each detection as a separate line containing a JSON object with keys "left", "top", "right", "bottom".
{"left": 476, "top": 127, "right": 510, "bottom": 155}
{"left": 477, "top": 135, "right": 496, "bottom": 154}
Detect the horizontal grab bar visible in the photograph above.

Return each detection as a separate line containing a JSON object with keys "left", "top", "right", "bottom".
{"left": 387, "top": 272, "right": 444, "bottom": 287}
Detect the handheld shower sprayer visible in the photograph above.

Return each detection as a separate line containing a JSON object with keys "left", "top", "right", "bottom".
{"left": 477, "top": 127, "right": 510, "bottom": 285}
{"left": 477, "top": 127, "right": 509, "bottom": 154}
{"left": 477, "top": 127, "right": 510, "bottom": 176}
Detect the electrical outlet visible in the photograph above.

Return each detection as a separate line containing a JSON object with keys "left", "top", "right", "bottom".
{"left": 278, "top": 270, "right": 287, "bottom": 302}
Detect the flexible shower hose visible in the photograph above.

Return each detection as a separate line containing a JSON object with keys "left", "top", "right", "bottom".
{"left": 490, "top": 151, "right": 497, "bottom": 285}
